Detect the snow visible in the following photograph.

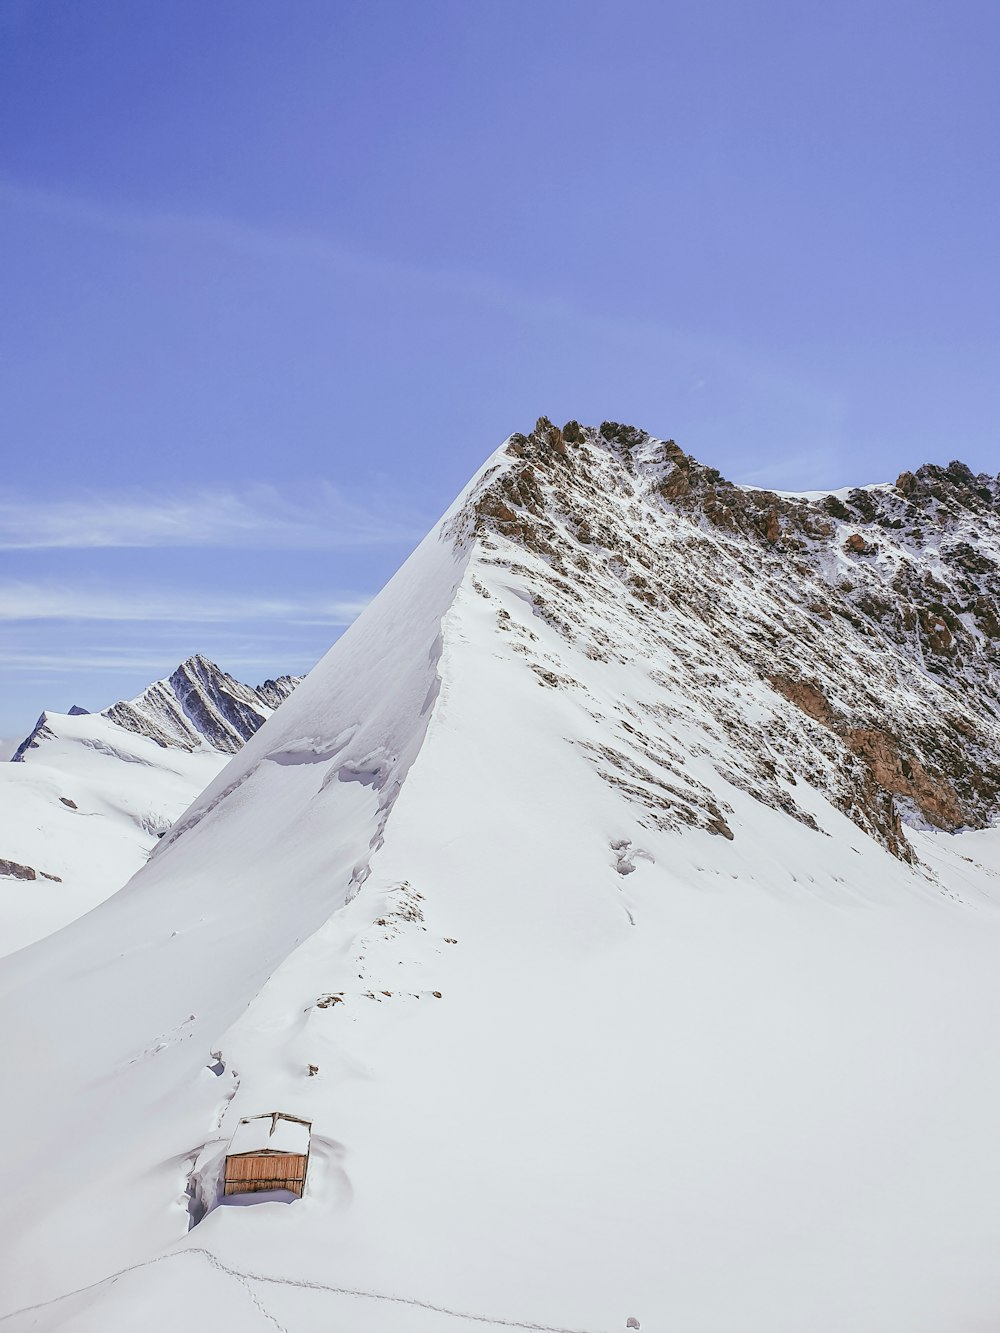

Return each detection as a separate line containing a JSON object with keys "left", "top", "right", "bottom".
{"left": 0, "top": 711, "right": 228, "bottom": 955}
{"left": 229, "top": 1114, "right": 310, "bottom": 1156}
{"left": 1, "top": 432, "right": 1000, "bottom": 1332}
{"left": 0, "top": 660, "right": 299, "bottom": 956}
{"left": 769, "top": 480, "right": 895, "bottom": 501}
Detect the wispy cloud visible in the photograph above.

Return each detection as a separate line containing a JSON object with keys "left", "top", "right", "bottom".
{"left": 0, "top": 177, "right": 861, "bottom": 509}
{"left": 0, "top": 648, "right": 315, "bottom": 674}
{"left": 0, "top": 176, "right": 845, "bottom": 426}
{"left": 0, "top": 482, "right": 423, "bottom": 551}
{"left": 0, "top": 580, "right": 369, "bottom": 624}
{"left": 0, "top": 175, "right": 501, "bottom": 306}
{"left": 0, "top": 176, "right": 391, "bottom": 276}
{"left": 0, "top": 174, "right": 691, "bottom": 337}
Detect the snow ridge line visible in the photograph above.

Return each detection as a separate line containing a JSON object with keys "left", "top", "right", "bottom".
{"left": 0, "top": 1245, "right": 609, "bottom": 1333}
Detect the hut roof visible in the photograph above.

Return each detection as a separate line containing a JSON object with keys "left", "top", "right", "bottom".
{"left": 228, "top": 1111, "right": 311, "bottom": 1157}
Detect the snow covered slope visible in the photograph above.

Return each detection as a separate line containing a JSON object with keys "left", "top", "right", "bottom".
{"left": 0, "top": 657, "right": 300, "bottom": 954}
{"left": 2, "top": 423, "right": 1000, "bottom": 1333}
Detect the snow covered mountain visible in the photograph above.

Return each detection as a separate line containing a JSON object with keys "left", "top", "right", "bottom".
{"left": 1, "top": 421, "right": 1000, "bottom": 1333}
{"left": 13, "top": 653, "right": 300, "bottom": 762}
{"left": 0, "top": 656, "right": 300, "bottom": 953}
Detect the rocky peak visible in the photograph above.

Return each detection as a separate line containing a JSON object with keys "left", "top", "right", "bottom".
{"left": 254, "top": 675, "right": 301, "bottom": 710}
{"left": 11, "top": 713, "right": 57, "bottom": 763}
{"left": 895, "top": 460, "right": 1000, "bottom": 515}
{"left": 103, "top": 655, "right": 304, "bottom": 753}
{"left": 462, "top": 418, "right": 1000, "bottom": 861}
{"left": 12, "top": 658, "right": 303, "bottom": 763}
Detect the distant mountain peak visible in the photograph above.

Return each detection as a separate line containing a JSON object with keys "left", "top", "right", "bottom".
{"left": 11, "top": 713, "right": 56, "bottom": 763}
{"left": 105, "top": 657, "right": 303, "bottom": 754}
{"left": 12, "top": 658, "right": 303, "bottom": 762}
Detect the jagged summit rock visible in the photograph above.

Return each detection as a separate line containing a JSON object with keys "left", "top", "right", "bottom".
{"left": 464, "top": 418, "right": 1000, "bottom": 859}
{"left": 10, "top": 712, "right": 56, "bottom": 762}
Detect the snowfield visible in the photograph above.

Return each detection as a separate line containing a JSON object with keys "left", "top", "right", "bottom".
{"left": 0, "top": 710, "right": 230, "bottom": 955}
{"left": 0, "top": 658, "right": 299, "bottom": 955}
{"left": 2, "top": 424, "right": 1000, "bottom": 1332}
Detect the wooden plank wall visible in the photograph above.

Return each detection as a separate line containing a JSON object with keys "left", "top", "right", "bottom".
{"left": 224, "top": 1152, "right": 307, "bottom": 1197}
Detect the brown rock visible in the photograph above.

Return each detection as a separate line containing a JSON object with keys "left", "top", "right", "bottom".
{"left": 759, "top": 509, "right": 781, "bottom": 543}
{"left": 844, "top": 728, "right": 966, "bottom": 830}
{"left": 0, "top": 857, "right": 62, "bottom": 883}
{"left": 895, "top": 471, "right": 917, "bottom": 496}
{"left": 973, "top": 595, "right": 1000, "bottom": 639}
{"left": 0, "top": 858, "right": 36, "bottom": 881}
{"left": 658, "top": 467, "right": 691, "bottom": 501}
{"left": 918, "top": 606, "right": 953, "bottom": 653}
{"left": 769, "top": 675, "right": 840, "bottom": 729}
{"left": 849, "top": 764, "right": 916, "bottom": 863}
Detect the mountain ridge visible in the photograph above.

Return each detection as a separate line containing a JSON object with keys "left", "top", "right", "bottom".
{"left": 13, "top": 654, "right": 301, "bottom": 762}
{"left": 2, "top": 424, "right": 1000, "bottom": 1332}
{"left": 464, "top": 419, "right": 1000, "bottom": 860}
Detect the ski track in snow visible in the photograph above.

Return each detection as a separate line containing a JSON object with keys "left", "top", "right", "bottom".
{"left": 0, "top": 1246, "right": 608, "bottom": 1333}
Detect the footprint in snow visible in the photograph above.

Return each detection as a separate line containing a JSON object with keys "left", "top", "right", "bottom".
{"left": 122, "top": 1014, "right": 197, "bottom": 1067}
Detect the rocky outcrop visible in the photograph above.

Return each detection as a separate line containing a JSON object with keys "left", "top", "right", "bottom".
{"left": 0, "top": 858, "right": 61, "bottom": 883}
{"left": 769, "top": 676, "right": 839, "bottom": 730}
{"left": 255, "top": 676, "right": 302, "bottom": 711}
{"left": 769, "top": 674, "right": 968, "bottom": 844}
{"left": 464, "top": 418, "right": 1000, "bottom": 861}
{"left": 843, "top": 728, "right": 966, "bottom": 831}
{"left": 11, "top": 717, "right": 57, "bottom": 762}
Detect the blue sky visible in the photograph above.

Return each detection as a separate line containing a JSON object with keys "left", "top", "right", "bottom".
{"left": 1, "top": 0, "right": 998, "bottom": 741}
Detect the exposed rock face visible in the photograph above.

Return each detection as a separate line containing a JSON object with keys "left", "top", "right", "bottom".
{"left": 102, "top": 655, "right": 302, "bottom": 753}
{"left": 769, "top": 675, "right": 839, "bottom": 729}
{"left": 0, "top": 858, "right": 61, "bottom": 883}
{"left": 844, "top": 727, "right": 967, "bottom": 831}
{"left": 11, "top": 717, "right": 56, "bottom": 762}
{"left": 461, "top": 418, "right": 1000, "bottom": 861}
{"left": 14, "top": 658, "right": 302, "bottom": 763}
{"left": 768, "top": 676, "right": 969, "bottom": 836}
{"left": 254, "top": 676, "right": 303, "bottom": 711}
{"left": 0, "top": 858, "right": 37, "bottom": 880}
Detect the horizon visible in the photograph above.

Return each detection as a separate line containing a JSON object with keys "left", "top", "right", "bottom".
{"left": 3, "top": 0, "right": 998, "bottom": 739}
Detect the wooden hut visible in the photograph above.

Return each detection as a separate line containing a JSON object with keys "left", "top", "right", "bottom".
{"left": 224, "top": 1112, "right": 312, "bottom": 1198}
